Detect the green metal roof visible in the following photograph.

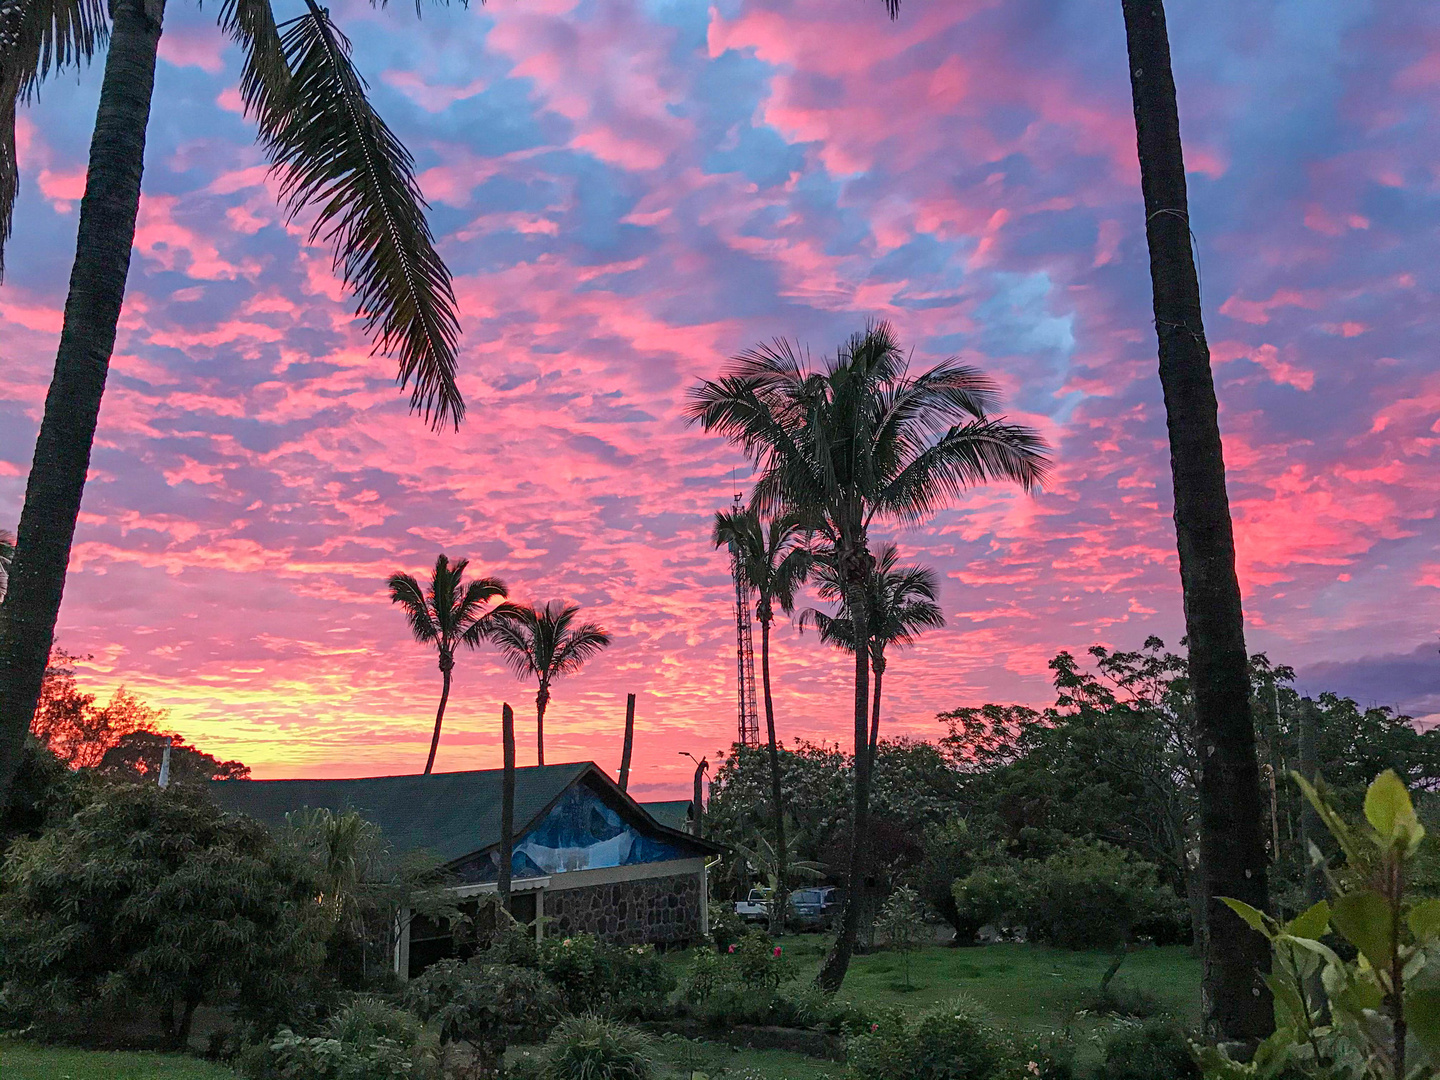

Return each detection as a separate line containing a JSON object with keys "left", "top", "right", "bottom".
{"left": 209, "top": 762, "right": 717, "bottom": 866}
{"left": 639, "top": 800, "right": 693, "bottom": 832}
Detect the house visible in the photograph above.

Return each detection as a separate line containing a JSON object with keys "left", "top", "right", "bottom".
{"left": 209, "top": 762, "right": 720, "bottom": 977}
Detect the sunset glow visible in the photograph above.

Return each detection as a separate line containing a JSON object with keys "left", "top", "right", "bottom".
{"left": 2, "top": 0, "right": 1436, "bottom": 798}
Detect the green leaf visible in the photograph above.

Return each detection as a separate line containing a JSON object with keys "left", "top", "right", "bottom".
{"left": 1406, "top": 988, "right": 1440, "bottom": 1063}
{"left": 1221, "top": 897, "right": 1273, "bottom": 940}
{"left": 1286, "top": 900, "right": 1330, "bottom": 941}
{"left": 1365, "top": 769, "right": 1425, "bottom": 853}
{"left": 1330, "top": 891, "right": 1395, "bottom": 973}
{"left": 1409, "top": 900, "right": 1440, "bottom": 943}
{"left": 1292, "top": 771, "right": 1366, "bottom": 867}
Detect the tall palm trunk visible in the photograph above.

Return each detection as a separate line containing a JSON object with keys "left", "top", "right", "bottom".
{"left": 817, "top": 566, "right": 871, "bottom": 991}
{"left": 535, "top": 682, "right": 549, "bottom": 766}
{"left": 499, "top": 702, "right": 515, "bottom": 909}
{"left": 425, "top": 655, "right": 452, "bottom": 774}
{"left": 758, "top": 614, "right": 789, "bottom": 936}
{"left": 868, "top": 651, "right": 885, "bottom": 768}
{"left": 1121, "top": 0, "right": 1270, "bottom": 1041}
{"left": 0, "top": 0, "right": 166, "bottom": 804}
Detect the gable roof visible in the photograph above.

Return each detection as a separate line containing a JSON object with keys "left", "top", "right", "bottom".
{"left": 210, "top": 762, "right": 719, "bottom": 865}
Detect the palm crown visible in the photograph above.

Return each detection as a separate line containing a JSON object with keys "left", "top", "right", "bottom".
{"left": 489, "top": 601, "right": 611, "bottom": 766}
{"left": 804, "top": 543, "right": 944, "bottom": 661}
{"left": 2, "top": 0, "right": 463, "bottom": 426}
{"left": 712, "top": 507, "right": 812, "bottom": 625}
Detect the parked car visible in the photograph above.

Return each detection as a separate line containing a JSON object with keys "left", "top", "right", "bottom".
{"left": 787, "top": 886, "right": 844, "bottom": 931}
{"left": 734, "top": 887, "right": 772, "bottom": 923}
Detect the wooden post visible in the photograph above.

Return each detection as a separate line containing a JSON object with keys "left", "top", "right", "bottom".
{"left": 692, "top": 756, "right": 707, "bottom": 837}
{"left": 499, "top": 703, "right": 515, "bottom": 911}
{"left": 619, "top": 693, "right": 636, "bottom": 792}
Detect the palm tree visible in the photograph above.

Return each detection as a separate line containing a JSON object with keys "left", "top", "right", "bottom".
{"left": 803, "top": 543, "right": 944, "bottom": 767}
{"left": 714, "top": 506, "right": 812, "bottom": 934}
{"left": 687, "top": 320, "right": 1050, "bottom": 990}
{"left": 0, "top": 0, "right": 465, "bottom": 806}
{"left": 388, "top": 556, "right": 509, "bottom": 775}
{"left": 489, "top": 601, "right": 611, "bottom": 766}
{"left": 1118, "top": 0, "right": 1271, "bottom": 1040}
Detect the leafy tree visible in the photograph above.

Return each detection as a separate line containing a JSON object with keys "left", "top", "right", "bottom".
{"left": 0, "top": 736, "right": 81, "bottom": 851}
{"left": 713, "top": 506, "right": 811, "bottom": 932}
{"left": 687, "top": 320, "right": 1049, "bottom": 989}
{"left": 804, "top": 543, "right": 944, "bottom": 766}
{"left": 0, "top": 0, "right": 468, "bottom": 810}
{"left": 490, "top": 601, "right": 611, "bottom": 767}
{"left": 29, "top": 650, "right": 163, "bottom": 769}
{"left": 0, "top": 782, "right": 327, "bottom": 1045}
{"left": 98, "top": 729, "right": 249, "bottom": 782}
{"left": 388, "top": 555, "right": 510, "bottom": 775}
{"left": 876, "top": 884, "right": 928, "bottom": 990}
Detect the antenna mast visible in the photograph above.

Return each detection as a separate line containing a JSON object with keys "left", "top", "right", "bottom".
{"left": 728, "top": 492, "right": 761, "bottom": 748}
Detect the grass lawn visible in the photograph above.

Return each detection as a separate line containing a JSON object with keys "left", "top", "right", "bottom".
{"left": 0, "top": 1040, "right": 239, "bottom": 1080}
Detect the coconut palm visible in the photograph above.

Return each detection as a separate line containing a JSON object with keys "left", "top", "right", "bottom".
{"left": 0, "top": 0, "right": 465, "bottom": 805}
{"left": 687, "top": 320, "right": 1050, "bottom": 990}
{"left": 388, "top": 556, "right": 509, "bottom": 775}
{"left": 803, "top": 543, "right": 944, "bottom": 768}
{"left": 713, "top": 506, "right": 811, "bottom": 933}
{"left": 489, "top": 601, "right": 611, "bottom": 766}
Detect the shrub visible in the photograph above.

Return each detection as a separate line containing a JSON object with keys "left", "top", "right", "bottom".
{"left": 0, "top": 782, "right": 327, "bottom": 1045}
{"left": 539, "top": 1014, "right": 655, "bottom": 1080}
{"left": 950, "top": 861, "right": 1024, "bottom": 944}
{"left": 707, "top": 905, "right": 746, "bottom": 952}
{"left": 535, "top": 934, "right": 676, "bottom": 1020}
{"left": 1020, "top": 842, "right": 1171, "bottom": 951}
{"left": 1002, "top": 1032, "right": 1076, "bottom": 1080}
{"left": 404, "top": 958, "right": 559, "bottom": 1066}
{"left": 1078, "top": 982, "right": 1164, "bottom": 1020}
{"left": 877, "top": 884, "right": 929, "bottom": 989}
{"left": 729, "top": 930, "right": 795, "bottom": 991}
{"left": 848, "top": 997, "right": 1005, "bottom": 1080}
{"left": 1099, "top": 1019, "right": 1199, "bottom": 1080}
{"left": 238, "top": 998, "right": 440, "bottom": 1080}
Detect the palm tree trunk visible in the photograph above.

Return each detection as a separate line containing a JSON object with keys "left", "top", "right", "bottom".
{"left": 499, "top": 702, "right": 515, "bottom": 909}
{"left": 759, "top": 615, "right": 789, "bottom": 937}
{"left": 817, "top": 574, "right": 871, "bottom": 992}
{"left": 536, "top": 683, "right": 549, "bottom": 767}
{"left": 868, "top": 652, "right": 884, "bottom": 769}
{"left": 0, "top": 0, "right": 166, "bottom": 806}
{"left": 618, "top": 692, "right": 636, "bottom": 791}
{"left": 424, "top": 663, "right": 451, "bottom": 774}
{"left": 1121, "top": 0, "right": 1270, "bottom": 1041}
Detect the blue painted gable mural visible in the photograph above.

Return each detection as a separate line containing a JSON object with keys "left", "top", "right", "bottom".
{"left": 470, "top": 782, "right": 689, "bottom": 882}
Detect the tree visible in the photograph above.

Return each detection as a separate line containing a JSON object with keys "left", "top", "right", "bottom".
{"left": 0, "top": 0, "right": 466, "bottom": 809}
{"left": 0, "top": 782, "right": 328, "bottom": 1045}
{"left": 687, "top": 320, "right": 1049, "bottom": 990}
{"left": 876, "top": 884, "right": 928, "bottom": 990}
{"left": 805, "top": 543, "right": 943, "bottom": 766}
{"left": 98, "top": 729, "right": 250, "bottom": 783}
{"left": 388, "top": 555, "right": 510, "bottom": 775}
{"left": 489, "top": 601, "right": 611, "bottom": 767}
{"left": 713, "top": 506, "right": 811, "bottom": 933}
{"left": 1119, "top": 0, "right": 1271, "bottom": 1040}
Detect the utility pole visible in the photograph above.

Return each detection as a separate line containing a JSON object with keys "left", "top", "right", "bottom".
{"left": 680, "top": 751, "right": 708, "bottom": 837}
{"left": 499, "top": 703, "right": 515, "bottom": 911}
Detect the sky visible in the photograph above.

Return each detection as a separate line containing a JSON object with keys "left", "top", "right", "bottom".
{"left": 2, "top": 0, "right": 1437, "bottom": 799}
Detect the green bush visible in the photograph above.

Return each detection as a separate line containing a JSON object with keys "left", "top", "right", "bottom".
{"left": 1001, "top": 1032, "right": 1075, "bottom": 1080}
{"left": 238, "top": 998, "right": 440, "bottom": 1080}
{"left": 707, "top": 905, "right": 747, "bottom": 952}
{"left": 1099, "top": 1019, "right": 1199, "bottom": 1080}
{"left": 1021, "top": 842, "right": 1171, "bottom": 951}
{"left": 729, "top": 930, "right": 795, "bottom": 991}
{"left": 848, "top": 997, "right": 1005, "bottom": 1080}
{"left": 950, "top": 862, "right": 1024, "bottom": 944}
{"left": 534, "top": 934, "right": 675, "bottom": 1020}
{"left": 404, "top": 958, "right": 558, "bottom": 1059}
{"left": 538, "top": 1014, "right": 655, "bottom": 1080}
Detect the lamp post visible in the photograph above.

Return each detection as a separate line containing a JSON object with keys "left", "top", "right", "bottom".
{"left": 679, "top": 751, "right": 708, "bottom": 837}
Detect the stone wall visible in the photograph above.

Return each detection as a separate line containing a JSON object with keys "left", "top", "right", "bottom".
{"left": 545, "top": 870, "right": 702, "bottom": 946}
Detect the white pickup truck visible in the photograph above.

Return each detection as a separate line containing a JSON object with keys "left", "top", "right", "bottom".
{"left": 734, "top": 887, "right": 772, "bottom": 923}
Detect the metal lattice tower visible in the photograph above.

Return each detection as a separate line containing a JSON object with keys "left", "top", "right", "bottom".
{"left": 728, "top": 493, "right": 761, "bottom": 748}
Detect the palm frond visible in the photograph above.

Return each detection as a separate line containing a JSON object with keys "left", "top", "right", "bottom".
{"left": 0, "top": 0, "right": 109, "bottom": 278}
{"left": 488, "top": 607, "right": 544, "bottom": 680}
{"left": 216, "top": 0, "right": 289, "bottom": 133}
{"left": 387, "top": 571, "right": 438, "bottom": 643}
{"left": 550, "top": 622, "right": 611, "bottom": 677}
{"left": 877, "top": 418, "right": 1052, "bottom": 523}
{"left": 266, "top": 0, "right": 462, "bottom": 429}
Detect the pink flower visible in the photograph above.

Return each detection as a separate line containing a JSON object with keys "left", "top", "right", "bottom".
{"left": 773, "top": 946, "right": 782, "bottom": 957}
{"left": 728, "top": 945, "right": 736, "bottom": 953}
{"left": 870, "top": 1023, "right": 879, "bottom": 1032}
